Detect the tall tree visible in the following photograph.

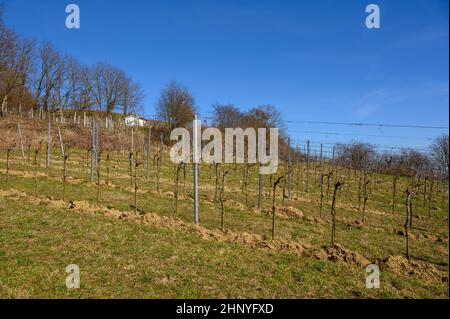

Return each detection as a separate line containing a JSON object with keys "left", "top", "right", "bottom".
{"left": 430, "top": 135, "right": 449, "bottom": 179}
{"left": 118, "top": 78, "right": 144, "bottom": 116}
{"left": 1, "top": 13, "right": 34, "bottom": 116}
{"left": 90, "top": 62, "right": 127, "bottom": 114}
{"left": 156, "top": 81, "right": 196, "bottom": 129}
{"left": 212, "top": 103, "right": 243, "bottom": 130}
{"left": 33, "top": 42, "right": 62, "bottom": 112}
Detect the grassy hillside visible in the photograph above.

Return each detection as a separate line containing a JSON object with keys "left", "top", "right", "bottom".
{"left": 0, "top": 128, "right": 448, "bottom": 298}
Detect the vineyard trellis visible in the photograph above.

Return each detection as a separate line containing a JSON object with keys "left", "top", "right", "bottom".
{"left": 0, "top": 112, "right": 448, "bottom": 268}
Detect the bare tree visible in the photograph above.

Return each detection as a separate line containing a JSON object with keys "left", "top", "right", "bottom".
{"left": 336, "top": 142, "right": 374, "bottom": 171}
{"left": 430, "top": 135, "right": 449, "bottom": 179}
{"left": 33, "top": 42, "right": 62, "bottom": 113}
{"left": 246, "top": 104, "right": 284, "bottom": 131}
{"left": 52, "top": 56, "right": 80, "bottom": 113}
{"left": 119, "top": 78, "right": 144, "bottom": 116}
{"left": 157, "top": 81, "right": 196, "bottom": 129}
{"left": 77, "top": 65, "right": 95, "bottom": 110}
{"left": 90, "top": 62, "right": 127, "bottom": 114}
{"left": 1, "top": 15, "right": 34, "bottom": 116}
{"left": 212, "top": 103, "right": 243, "bottom": 131}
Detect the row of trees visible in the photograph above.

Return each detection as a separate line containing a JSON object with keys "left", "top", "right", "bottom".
{"left": 0, "top": 11, "right": 144, "bottom": 117}
{"left": 335, "top": 137, "right": 449, "bottom": 179}
{"left": 158, "top": 87, "right": 448, "bottom": 179}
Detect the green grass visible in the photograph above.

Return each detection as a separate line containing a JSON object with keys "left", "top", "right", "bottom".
{"left": 0, "top": 197, "right": 447, "bottom": 298}
{"left": 0, "top": 149, "right": 448, "bottom": 298}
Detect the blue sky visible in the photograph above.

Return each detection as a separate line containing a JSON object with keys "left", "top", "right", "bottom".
{"left": 2, "top": 0, "right": 449, "bottom": 152}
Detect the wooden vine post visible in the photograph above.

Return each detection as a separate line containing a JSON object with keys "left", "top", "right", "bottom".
{"left": 428, "top": 180, "right": 434, "bottom": 218}
{"left": 33, "top": 144, "right": 41, "bottom": 196}
{"left": 331, "top": 181, "right": 343, "bottom": 246}
{"left": 325, "top": 171, "right": 333, "bottom": 204}
{"left": 97, "top": 153, "right": 102, "bottom": 204}
{"left": 405, "top": 189, "right": 414, "bottom": 261}
{"left": 362, "top": 180, "right": 370, "bottom": 223}
{"left": 214, "top": 163, "right": 220, "bottom": 202}
{"left": 271, "top": 176, "right": 284, "bottom": 240}
{"left": 358, "top": 175, "right": 362, "bottom": 211}
{"left": 62, "top": 154, "right": 68, "bottom": 201}
{"left": 6, "top": 145, "right": 15, "bottom": 187}
{"left": 129, "top": 152, "right": 134, "bottom": 189}
{"left": 173, "top": 162, "right": 183, "bottom": 216}
{"left": 146, "top": 127, "right": 151, "bottom": 178}
{"left": 155, "top": 153, "right": 161, "bottom": 192}
{"left": 392, "top": 172, "right": 399, "bottom": 214}
{"left": 219, "top": 170, "right": 229, "bottom": 231}
{"left": 306, "top": 140, "right": 310, "bottom": 193}
{"left": 46, "top": 121, "right": 51, "bottom": 176}
{"left": 134, "top": 154, "right": 139, "bottom": 213}
{"left": 106, "top": 153, "right": 110, "bottom": 185}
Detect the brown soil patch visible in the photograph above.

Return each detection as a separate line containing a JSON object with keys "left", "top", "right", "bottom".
{"left": 308, "top": 244, "right": 371, "bottom": 267}
{"left": 345, "top": 220, "right": 364, "bottom": 229}
{"left": 0, "top": 169, "right": 46, "bottom": 178}
{"left": 278, "top": 206, "right": 304, "bottom": 218}
{"left": 378, "top": 256, "right": 448, "bottom": 283}
{"left": 393, "top": 229, "right": 441, "bottom": 242}
{"left": 303, "top": 216, "right": 325, "bottom": 224}
{"left": 0, "top": 189, "right": 29, "bottom": 198}
{"left": 224, "top": 199, "right": 248, "bottom": 211}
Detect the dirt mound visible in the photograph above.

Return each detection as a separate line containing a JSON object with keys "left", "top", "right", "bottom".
{"left": 393, "top": 229, "right": 440, "bottom": 242}
{"left": 309, "top": 244, "right": 370, "bottom": 267}
{"left": 142, "top": 212, "right": 187, "bottom": 230}
{"left": 416, "top": 233, "right": 439, "bottom": 241}
{"left": 379, "top": 256, "right": 448, "bottom": 283}
{"left": 345, "top": 220, "right": 364, "bottom": 229}
{"left": 224, "top": 199, "right": 247, "bottom": 211}
{"left": 258, "top": 206, "right": 304, "bottom": 219}
{"left": 69, "top": 200, "right": 122, "bottom": 218}
{"left": 278, "top": 206, "right": 304, "bottom": 218}
{"left": 0, "top": 189, "right": 28, "bottom": 198}
{"left": 196, "top": 228, "right": 263, "bottom": 245}
{"left": 163, "top": 191, "right": 175, "bottom": 197}
{"left": 194, "top": 228, "right": 309, "bottom": 257}
{"left": 393, "top": 228, "right": 406, "bottom": 236}
{"left": 368, "top": 209, "right": 388, "bottom": 216}
{"left": 48, "top": 199, "right": 68, "bottom": 209}
{"left": 303, "top": 216, "right": 325, "bottom": 224}
{"left": 0, "top": 169, "right": 46, "bottom": 178}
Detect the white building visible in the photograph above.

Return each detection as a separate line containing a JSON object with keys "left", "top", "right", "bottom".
{"left": 124, "top": 114, "right": 146, "bottom": 127}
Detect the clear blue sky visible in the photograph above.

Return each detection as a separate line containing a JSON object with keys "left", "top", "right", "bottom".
{"left": 3, "top": 0, "right": 449, "bottom": 152}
